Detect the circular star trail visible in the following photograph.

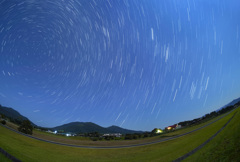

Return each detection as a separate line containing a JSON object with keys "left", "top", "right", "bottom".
{"left": 0, "top": 0, "right": 240, "bottom": 131}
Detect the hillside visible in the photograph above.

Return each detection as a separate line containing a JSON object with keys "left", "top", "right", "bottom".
{"left": 224, "top": 97, "right": 240, "bottom": 107}
{"left": 0, "top": 105, "right": 32, "bottom": 125}
{"left": 53, "top": 122, "right": 109, "bottom": 134}
{"left": 53, "top": 122, "right": 143, "bottom": 134}
{"left": 217, "top": 97, "right": 240, "bottom": 111}
{"left": 107, "top": 125, "right": 143, "bottom": 134}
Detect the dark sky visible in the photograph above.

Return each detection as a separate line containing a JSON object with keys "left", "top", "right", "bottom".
{"left": 0, "top": 0, "right": 240, "bottom": 131}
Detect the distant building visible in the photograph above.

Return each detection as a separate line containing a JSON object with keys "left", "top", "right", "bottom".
{"left": 47, "top": 130, "right": 55, "bottom": 134}
{"left": 46, "top": 130, "right": 59, "bottom": 134}
{"left": 177, "top": 125, "right": 181, "bottom": 129}
{"left": 46, "top": 130, "right": 76, "bottom": 137}
{"left": 165, "top": 124, "right": 181, "bottom": 130}
{"left": 57, "top": 132, "right": 76, "bottom": 136}
{"left": 65, "top": 133, "right": 71, "bottom": 137}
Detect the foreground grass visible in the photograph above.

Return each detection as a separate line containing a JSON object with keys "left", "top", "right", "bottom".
{"left": 0, "top": 107, "right": 238, "bottom": 161}
{"left": 185, "top": 109, "right": 240, "bottom": 161}
{"left": 0, "top": 153, "right": 11, "bottom": 162}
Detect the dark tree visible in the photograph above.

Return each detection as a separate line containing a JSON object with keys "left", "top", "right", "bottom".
{"left": 210, "top": 111, "right": 217, "bottom": 117}
{"left": 143, "top": 132, "right": 149, "bottom": 138}
{"left": 18, "top": 120, "right": 33, "bottom": 135}
{"left": 151, "top": 128, "right": 159, "bottom": 134}
{"left": 133, "top": 134, "right": 138, "bottom": 139}
{"left": 125, "top": 134, "right": 133, "bottom": 140}
{"left": 1, "top": 120, "right": 6, "bottom": 125}
{"left": 0, "top": 114, "right": 5, "bottom": 119}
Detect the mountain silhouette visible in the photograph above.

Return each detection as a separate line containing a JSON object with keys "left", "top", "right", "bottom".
{"left": 53, "top": 122, "right": 143, "bottom": 134}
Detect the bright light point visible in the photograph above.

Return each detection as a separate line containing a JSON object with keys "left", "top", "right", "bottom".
{"left": 156, "top": 129, "right": 163, "bottom": 134}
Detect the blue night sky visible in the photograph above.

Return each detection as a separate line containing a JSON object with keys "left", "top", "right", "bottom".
{"left": 0, "top": 0, "right": 240, "bottom": 131}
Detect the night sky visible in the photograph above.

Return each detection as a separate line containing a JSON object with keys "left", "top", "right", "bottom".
{"left": 1, "top": 0, "right": 240, "bottom": 131}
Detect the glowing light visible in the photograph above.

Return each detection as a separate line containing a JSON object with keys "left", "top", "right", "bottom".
{"left": 156, "top": 129, "right": 163, "bottom": 134}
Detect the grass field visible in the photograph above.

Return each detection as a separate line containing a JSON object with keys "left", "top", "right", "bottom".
{"left": 185, "top": 109, "right": 240, "bottom": 161}
{"left": 0, "top": 107, "right": 239, "bottom": 161}
{"left": 0, "top": 153, "right": 11, "bottom": 162}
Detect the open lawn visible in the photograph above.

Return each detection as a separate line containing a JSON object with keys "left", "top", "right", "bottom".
{"left": 185, "top": 109, "right": 240, "bottom": 161}
{"left": 0, "top": 107, "right": 239, "bottom": 161}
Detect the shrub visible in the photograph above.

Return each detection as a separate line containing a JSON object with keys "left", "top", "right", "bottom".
{"left": 1, "top": 120, "right": 6, "bottom": 125}
{"left": 18, "top": 120, "right": 33, "bottom": 135}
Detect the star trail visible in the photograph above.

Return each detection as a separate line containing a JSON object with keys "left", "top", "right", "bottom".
{"left": 0, "top": 0, "right": 240, "bottom": 131}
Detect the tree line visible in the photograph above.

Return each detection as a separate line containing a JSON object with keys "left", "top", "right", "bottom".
{"left": 179, "top": 103, "right": 239, "bottom": 127}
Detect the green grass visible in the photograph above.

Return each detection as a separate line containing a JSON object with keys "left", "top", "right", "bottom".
{"left": 185, "top": 109, "right": 240, "bottom": 161}
{"left": 0, "top": 107, "right": 238, "bottom": 161}
{"left": 0, "top": 153, "right": 11, "bottom": 162}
